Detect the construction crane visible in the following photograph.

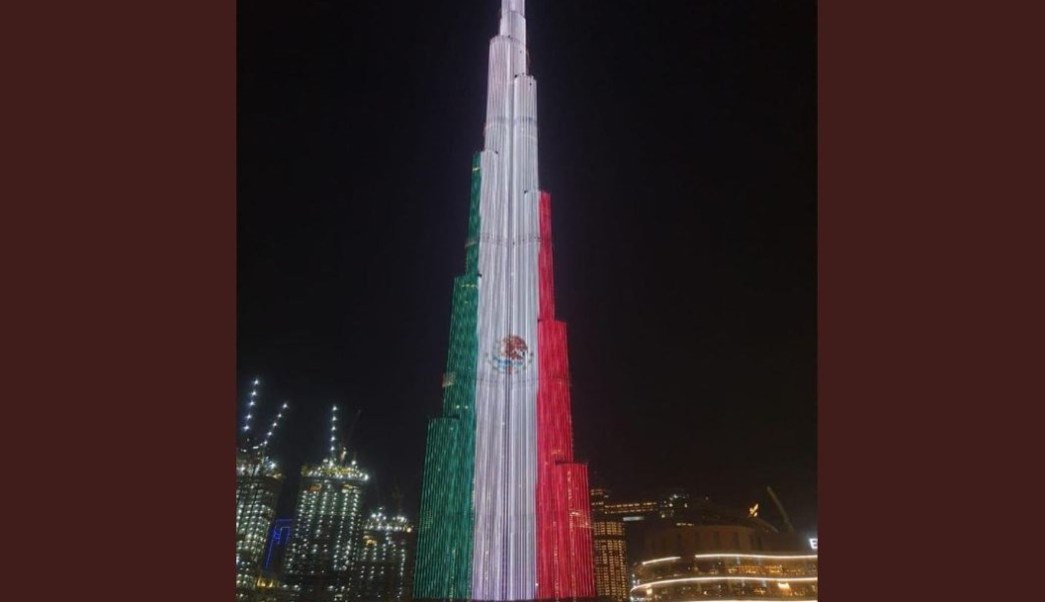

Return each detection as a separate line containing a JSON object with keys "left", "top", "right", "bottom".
{"left": 766, "top": 486, "right": 796, "bottom": 534}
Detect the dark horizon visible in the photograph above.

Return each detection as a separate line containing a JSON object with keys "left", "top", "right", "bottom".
{"left": 238, "top": 0, "right": 816, "bottom": 535}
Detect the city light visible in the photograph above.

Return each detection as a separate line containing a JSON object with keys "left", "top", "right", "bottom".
{"left": 631, "top": 576, "right": 818, "bottom": 593}
{"left": 641, "top": 556, "right": 681, "bottom": 565}
{"left": 691, "top": 553, "right": 819, "bottom": 560}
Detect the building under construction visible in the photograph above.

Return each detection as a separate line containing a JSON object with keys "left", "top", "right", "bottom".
{"left": 279, "top": 406, "right": 370, "bottom": 602}
{"left": 355, "top": 510, "right": 414, "bottom": 602}
{"left": 236, "top": 379, "right": 289, "bottom": 600}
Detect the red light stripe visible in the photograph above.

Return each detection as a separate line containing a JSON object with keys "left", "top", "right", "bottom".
{"left": 536, "top": 191, "right": 595, "bottom": 599}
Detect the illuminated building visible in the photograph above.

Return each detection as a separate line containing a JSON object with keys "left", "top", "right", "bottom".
{"left": 630, "top": 553, "right": 818, "bottom": 602}
{"left": 602, "top": 492, "right": 696, "bottom": 523}
{"left": 282, "top": 406, "right": 370, "bottom": 601}
{"left": 591, "top": 489, "right": 629, "bottom": 602}
{"left": 626, "top": 495, "right": 817, "bottom": 601}
{"left": 236, "top": 379, "right": 289, "bottom": 599}
{"left": 601, "top": 493, "right": 788, "bottom": 561}
{"left": 630, "top": 498, "right": 810, "bottom": 559}
{"left": 237, "top": 449, "right": 285, "bottom": 598}
{"left": 414, "top": 1, "right": 594, "bottom": 600}
{"left": 355, "top": 510, "right": 415, "bottom": 602}
{"left": 601, "top": 500, "right": 660, "bottom": 520}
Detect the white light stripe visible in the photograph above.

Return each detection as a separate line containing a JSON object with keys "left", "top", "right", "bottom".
{"left": 632, "top": 576, "right": 818, "bottom": 592}
{"left": 690, "top": 553, "right": 819, "bottom": 561}
{"left": 471, "top": 2, "right": 538, "bottom": 598}
{"left": 641, "top": 556, "right": 681, "bottom": 565}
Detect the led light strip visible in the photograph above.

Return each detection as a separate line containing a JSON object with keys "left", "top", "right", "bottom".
{"left": 411, "top": 152, "right": 483, "bottom": 599}
{"left": 641, "top": 556, "right": 682, "bottom": 565}
{"left": 632, "top": 576, "right": 818, "bottom": 593}
{"left": 260, "top": 402, "right": 289, "bottom": 450}
{"left": 242, "top": 377, "right": 260, "bottom": 434}
{"left": 690, "top": 553, "right": 819, "bottom": 560}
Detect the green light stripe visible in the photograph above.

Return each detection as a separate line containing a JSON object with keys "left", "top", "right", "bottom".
{"left": 413, "top": 153, "right": 483, "bottom": 600}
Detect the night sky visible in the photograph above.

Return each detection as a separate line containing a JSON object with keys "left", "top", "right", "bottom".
{"left": 238, "top": 0, "right": 816, "bottom": 534}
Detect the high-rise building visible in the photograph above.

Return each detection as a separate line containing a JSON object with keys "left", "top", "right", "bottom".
{"left": 590, "top": 489, "right": 629, "bottom": 602}
{"left": 237, "top": 449, "right": 285, "bottom": 597}
{"left": 355, "top": 510, "right": 415, "bottom": 602}
{"left": 282, "top": 406, "right": 370, "bottom": 601}
{"left": 413, "top": 2, "right": 595, "bottom": 600}
{"left": 236, "top": 379, "right": 289, "bottom": 599}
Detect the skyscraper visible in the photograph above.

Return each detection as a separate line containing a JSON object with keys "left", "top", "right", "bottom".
{"left": 414, "top": 2, "right": 595, "bottom": 600}
{"left": 355, "top": 510, "right": 415, "bottom": 602}
{"left": 590, "top": 489, "right": 628, "bottom": 602}
{"left": 236, "top": 380, "right": 289, "bottom": 599}
{"left": 282, "top": 406, "right": 369, "bottom": 601}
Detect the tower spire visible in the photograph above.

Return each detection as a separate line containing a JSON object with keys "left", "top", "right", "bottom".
{"left": 502, "top": 0, "right": 524, "bottom": 16}
{"left": 499, "top": 0, "right": 527, "bottom": 43}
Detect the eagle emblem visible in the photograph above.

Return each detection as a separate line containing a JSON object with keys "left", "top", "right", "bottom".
{"left": 488, "top": 335, "right": 533, "bottom": 374}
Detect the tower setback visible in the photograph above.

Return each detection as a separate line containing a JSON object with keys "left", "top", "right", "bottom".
{"left": 414, "top": 2, "right": 595, "bottom": 600}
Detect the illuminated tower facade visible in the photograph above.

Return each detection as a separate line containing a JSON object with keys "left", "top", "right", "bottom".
{"left": 282, "top": 406, "right": 370, "bottom": 601}
{"left": 414, "top": 2, "right": 595, "bottom": 600}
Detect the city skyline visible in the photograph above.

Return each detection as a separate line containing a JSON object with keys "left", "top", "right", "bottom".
{"left": 239, "top": 0, "right": 816, "bottom": 537}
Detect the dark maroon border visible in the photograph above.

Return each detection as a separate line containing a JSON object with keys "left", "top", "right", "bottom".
{"left": 6, "top": 0, "right": 233, "bottom": 599}
{"left": 820, "top": 0, "right": 1040, "bottom": 599}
